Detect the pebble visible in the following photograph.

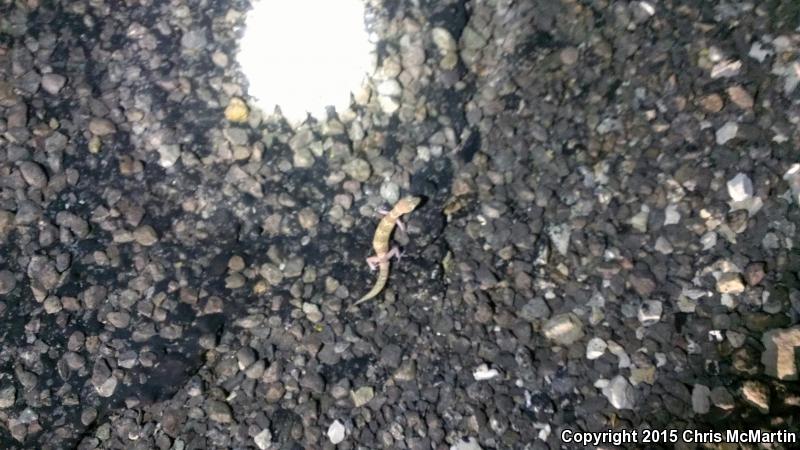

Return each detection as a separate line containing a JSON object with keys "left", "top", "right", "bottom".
{"left": 106, "top": 311, "right": 131, "bottom": 328}
{"left": 586, "top": 337, "right": 607, "bottom": 360}
{"left": 225, "top": 97, "right": 249, "bottom": 123}
{"left": 227, "top": 165, "right": 264, "bottom": 198}
{"left": 691, "top": 384, "right": 711, "bottom": 414}
{"left": 89, "top": 118, "right": 116, "bottom": 136}
{"left": 783, "top": 164, "right": 800, "bottom": 205}
{"left": 181, "top": 29, "right": 208, "bottom": 51}
{"left": 663, "top": 204, "right": 681, "bottom": 225}
{"left": 744, "top": 262, "right": 765, "bottom": 286}
{"left": 207, "top": 400, "right": 233, "bottom": 423}
{"left": 629, "top": 207, "right": 649, "bottom": 232}
{"left": 726, "top": 85, "right": 753, "bottom": 109}
{"left": 518, "top": 297, "right": 551, "bottom": 321}
{"left": 378, "top": 94, "right": 400, "bottom": 114}
{"left": 654, "top": 236, "right": 673, "bottom": 254}
{"left": 302, "top": 303, "right": 323, "bottom": 323}
{"left": 542, "top": 313, "right": 584, "bottom": 346}
{"left": 393, "top": 360, "right": 417, "bottom": 382}
{"left": 710, "top": 59, "right": 741, "bottom": 78}
{"left": 716, "top": 273, "right": 745, "bottom": 295}
{"left": 327, "top": 420, "right": 346, "bottom": 444}
{"left": 607, "top": 341, "right": 631, "bottom": 369}
{"left": 547, "top": 224, "right": 571, "bottom": 257}
{"left": 380, "top": 181, "right": 400, "bottom": 205}
{"left": 431, "top": 27, "right": 458, "bottom": 70}
{"left": 342, "top": 158, "right": 371, "bottom": 182}
{"left": 559, "top": 47, "right": 579, "bottom": 66}
{"left": 293, "top": 147, "right": 315, "bottom": 168}
{"left": 40, "top": 73, "right": 66, "bottom": 94}
{"left": 637, "top": 300, "right": 662, "bottom": 326}
{"left": 629, "top": 366, "right": 656, "bottom": 385}
{"left": 133, "top": 225, "right": 159, "bottom": 246}
{"left": 710, "top": 386, "right": 735, "bottom": 410}
{"left": 254, "top": 429, "right": 272, "bottom": 449}
{"left": 472, "top": 364, "right": 500, "bottom": 381}
{"left": 599, "top": 375, "right": 636, "bottom": 410}
{"left": 94, "top": 376, "right": 118, "bottom": 398}
{"left": 699, "top": 94, "right": 724, "bottom": 112}
{"left": 377, "top": 79, "right": 402, "bottom": 97}
{"left": 761, "top": 327, "right": 800, "bottom": 380}
{"left": 727, "top": 173, "right": 753, "bottom": 202}
{"left": 211, "top": 51, "right": 229, "bottom": 67}
{"left": 715, "top": 121, "right": 738, "bottom": 144}
{"left": 726, "top": 330, "right": 746, "bottom": 348}
{"left": 740, "top": 381, "right": 769, "bottom": 413}
{"left": 748, "top": 42, "right": 770, "bottom": 62}
{"left": 297, "top": 207, "right": 319, "bottom": 230}
{"left": 158, "top": 144, "right": 182, "bottom": 168}
{"left": 351, "top": 386, "right": 374, "bottom": 407}
{"left": 0, "top": 270, "right": 16, "bottom": 294}
{"left": 55, "top": 211, "right": 90, "bottom": 238}
{"left": 450, "top": 437, "right": 482, "bottom": 450}
{"left": 0, "top": 386, "right": 15, "bottom": 408}
{"left": 27, "top": 256, "right": 59, "bottom": 291}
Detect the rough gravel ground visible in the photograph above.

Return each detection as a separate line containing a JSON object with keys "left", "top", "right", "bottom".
{"left": 1, "top": 0, "right": 800, "bottom": 449}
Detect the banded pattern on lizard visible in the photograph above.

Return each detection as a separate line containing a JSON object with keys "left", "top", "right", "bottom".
{"left": 352, "top": 196, "right": 421, "bottom": 308}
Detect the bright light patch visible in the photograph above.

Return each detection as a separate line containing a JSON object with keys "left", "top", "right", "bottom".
{"left": 237, "top": 0, "right": 373, "bottom": 121}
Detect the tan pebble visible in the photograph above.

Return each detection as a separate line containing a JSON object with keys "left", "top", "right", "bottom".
{"left": 559, "top": 47, "right": 579, "bottom": 66}
{"left": 253, "top": 280, "right": 268, "bottom": 295}
{"left": 228, "top": 255, "right": 245, "bottom": 272}
{"left": 88, "top": 136, "right": 102, "bottom": 154}
{"left": 133, "top": 225, "right": 158, "bottom": 246}
{"left": 717, "top": 273, "right": 745, "bottom": 294}
{"left": 726, "top": 85, "right": 753, "bottom": 109}
{"left": 89, "top": 118, "right": 116, "bottom": 136}
{"left": 699, "top": 94, "right": 723, "bottom": 113}
{"left": 225, "top": 97, "right": 249, "bottom": 123}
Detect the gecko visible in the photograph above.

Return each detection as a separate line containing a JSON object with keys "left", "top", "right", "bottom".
{"left": 351, "top": 196, "right": 421, "bottom": 308}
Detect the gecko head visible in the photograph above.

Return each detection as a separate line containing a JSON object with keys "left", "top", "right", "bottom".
{"left": 397, "top": 196, "right": 421, "bottom": 213}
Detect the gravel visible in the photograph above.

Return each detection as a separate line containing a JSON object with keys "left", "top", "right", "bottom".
{"left": 1, "top": 0, "right": 799, "bottom": 448}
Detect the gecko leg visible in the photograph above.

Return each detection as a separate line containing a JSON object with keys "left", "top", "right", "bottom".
{"left": 366, "top": 255, "right": 384, "bottom": 271}
{"left": 386, "top": 246, "right": 404, "bottom": 263}
{"left": 378, "top": 207, "right": 405, "bottom": 231}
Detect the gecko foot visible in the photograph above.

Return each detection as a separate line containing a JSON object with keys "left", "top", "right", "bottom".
{"left": 386, "top": 246, "right": 404, "bottom": 263}
{"left": 366, "top": 255, "right": 383, "bottom": 271}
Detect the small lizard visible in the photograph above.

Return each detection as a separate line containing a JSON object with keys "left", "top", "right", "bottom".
{"left": 351, "top": 195, "right": 421, "bottom": 308}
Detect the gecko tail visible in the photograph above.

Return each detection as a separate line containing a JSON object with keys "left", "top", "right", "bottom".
{"left": 353, "top": 263, "right": 391, "bottom": 306}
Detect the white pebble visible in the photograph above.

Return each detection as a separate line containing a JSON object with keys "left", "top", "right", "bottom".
{"left": 663, "top": 204, "right": 680, "bottom": 225}
{"left": 600, "top": 375, "right": 636, "bottom": 410}
{"left": 607, "top": 341, "right": 631, "bottom": 369}
{"left": 327, "top": 420, "right": 346, "bottom": 444}
{"left": 472, "top": 364, "right": 499, "bottom": 381}
{"left": 638, "top": 300, "right": 663, "bottom": 326}
{"left": 727, "top": 173, "right": 753, "bottom": 202}
{"left": 748, "top": 42, "right": 771, "bottom": 62}
{"left": 377, "top": 79, "right": 402, "bottom": 97}
{"left": 783, "top": 163, "right": 800, "bottom": 205}
{"left": 254, "top": 429, "right": 272, "bottom": 450}
{"left": 710, "top": 59, "right": 742, "bottom": 78}
{"left": 586, "top": 337, "right": 607, "bottom": 360}
{"left": 715, "top": 121, "right": 738, "bottom": 145}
